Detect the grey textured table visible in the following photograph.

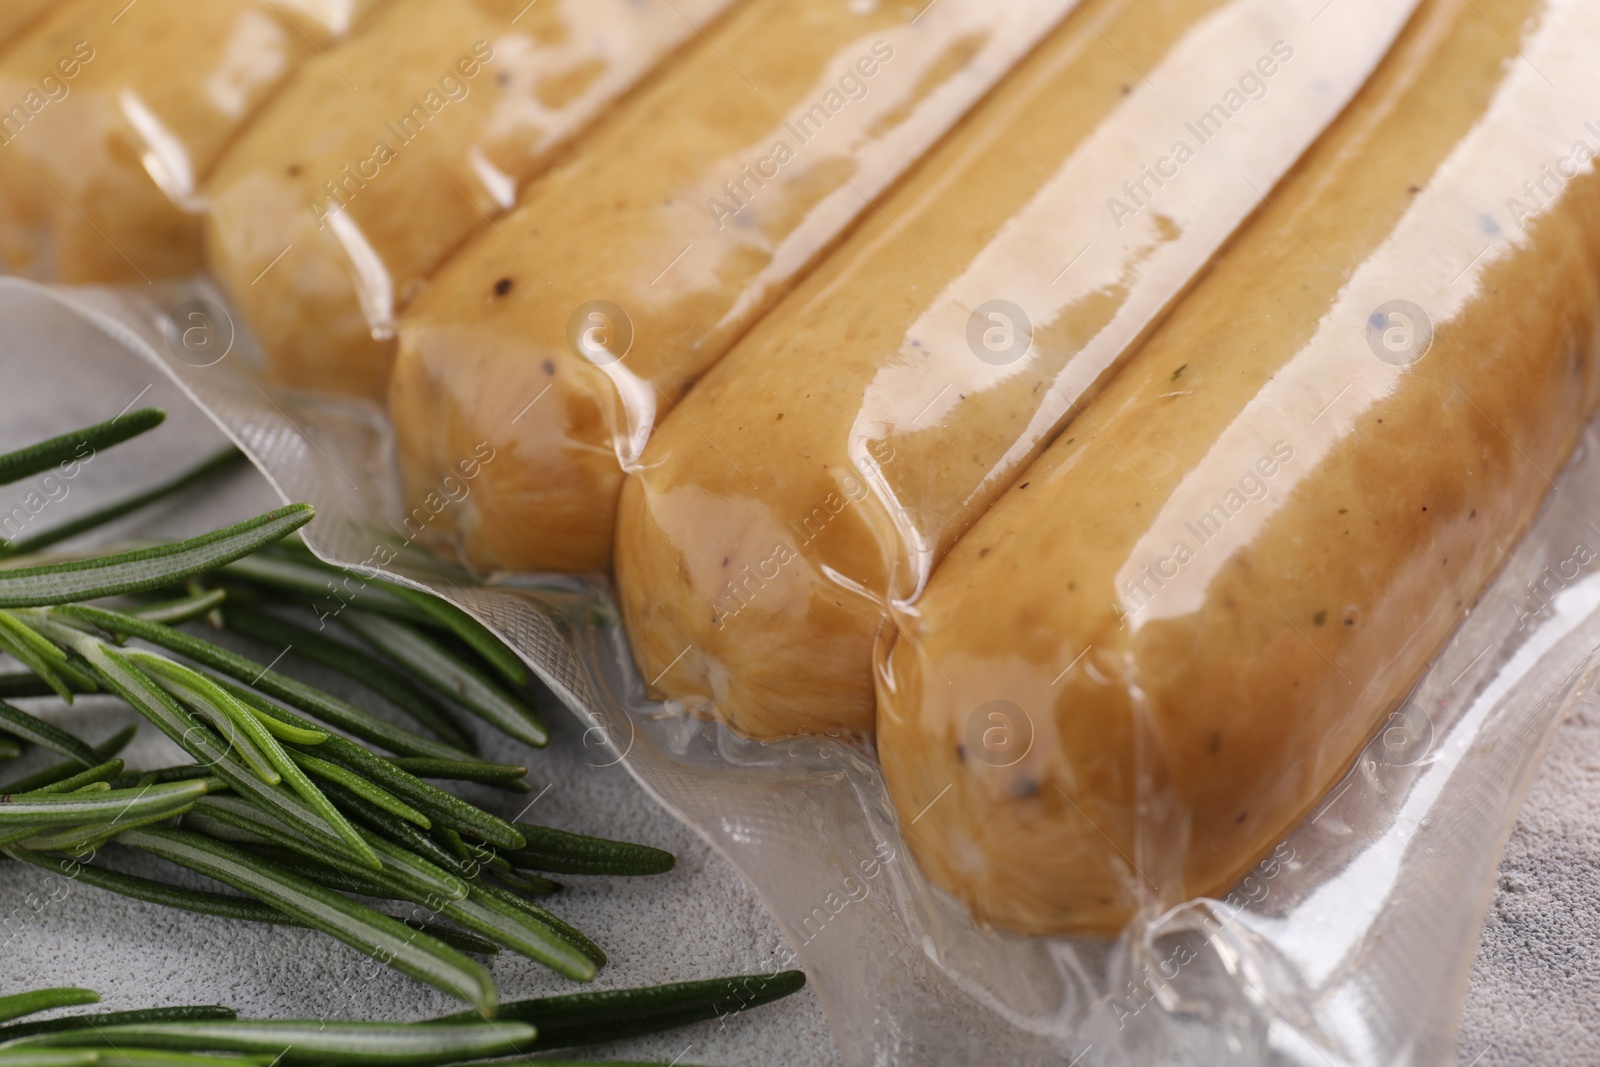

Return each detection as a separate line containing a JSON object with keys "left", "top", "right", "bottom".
{"left": 0, "top": 357, "right": 1590, "bottom": 1067}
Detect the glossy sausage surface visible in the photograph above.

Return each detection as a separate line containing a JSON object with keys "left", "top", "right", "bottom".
{"left": 614, "top": 0, "right": 1416, "bottom": 739}
{"left": 389, "top": 0, "right": 1083, "bottom": 573}
{"left": 878, "top": 0, "right": 1600, "bottom": 934}
{"left": 204, "top": 0, "right": 738, "bottom": 398}
{"left": 0, "top": 0, "right": 383, "bottom": 282}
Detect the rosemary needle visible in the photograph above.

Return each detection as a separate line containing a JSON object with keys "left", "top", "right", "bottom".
{"left": 0, "top": 780, "right": 211, "bottom": 828}
{"left": 0, "top": 990, "right": 99, "bottom": 1026}
{"left": 219, "top": 554, "right": 431, "bottom": 625}
{"left": 4, "top": 1020, "right": 538, "bottom": 1066}
{"left": 288, "top": 750, "right": 431, "bottom": 829}
{"left": 19, "top": 761, "right": 125, "bottom": 796}
{"left": 0, "top": 725, "right": 137, "bottom": 794}
{"left": 222, "top": 605, "right": 476, "bottom": 755}
{"left": 0, "top": 702, "right": 98, "bottom": 767}
{"left": 130, "top": 587, "right": 229, "bottom": 626}
{"left": 387, "top": 758, "right": 530, "bottom": 792}
{"left": 117, "top": 827, "right": 498, "bottom": 1015}
{"left": 502, "top": 823, "right": 676, "bottom": 877}
{"left": 340, "top": 611, "right": 548, "bottom": 747}
{"left": 1, "top": 848, "right": 498, "bottom": 956}
{"left": 0, "top": 447, "right": 246, "bottom": 560}
{"left": 0, "top": 506, "right": 313, "bottom": 607}
{"left": 382, "top": 584, "right": 531, "bottom": 689}
{"left": 67, "top": 633, "right": 380, "bottom": 869}
{"left": 435, "top": 970, "right": 809, "bottom": 1050}
{"left": 0, "top": 1006, "right": 236, "bottom": 1042}
{"left": 127, "top": 652, "right": 376, "bottom": 863}
{"left": 0, "top": 408, "right": 164, "bottom": 488}
{"left": 61, "top": 606, "right": 471, "bottom": 762}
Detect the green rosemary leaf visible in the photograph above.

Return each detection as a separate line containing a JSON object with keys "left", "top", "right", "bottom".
{"left": 129, "top": 587, "right": 229, "bottom": 626}
{"left": 129, "top": 654, "right": 281, "bottom": 786}
{"left": 17, "top": 760, "right": 124, "bottom": 797}
{"left": 448, "top": 883, "right": 598, "bottom": 985}
{"left": 206, "top": 682, "right": 327, "bottom": 745}
{"left": 0, "top": 781, "right": 207, "bottom": 828}
{"left": 293, "top": 739, "right": 524, "bottom": 850}
{"left": 0, "top": 447, "right": 245, "bottom": 559}
{"left": 289, "top": 751, "right": 431, "bottom": 829}
{"left": 116, "top": 827, "right": 497, "bottom": 1015}
{"left": 381, "top": 585, "right": 530, "bottom": 689}
{"left": 341, "top": 612, "right": 547, "bottom": 748}
{"left": 59, "top": 607, "right": 470, "bottom": 761}
{"left": 319, "top": 782, "right": 475, "bottom": 880}
{"left": 191, "top": 795, "right": 591, "bottom": 981}
{"left": 501, "top": 824, "right": 676, "bottom": 877}
{"left": 235, "top": 844, "right": 397, "bottom": 899}
{"left": 0, "top": 1006, "right": 236, "bottom": 1042}
{"left": 0, "top": 408, "right": 164, "bottom": 487}
{"left": 434, "top": 830, "right": 556, "bottom": 897}
{"left": 435, "top": 970, "right": 809, "bottom": 1050}
{"left": 0, "top": 702, "right": 97, "bottom": 767}
{"left": 0, "top": 989, "right": 98, "bottom": 1026}
{"left": 127, "top": 653, "right": 378, "bottom": 869}
{"left": 0, "top": 506, "right": 313, "bottom": 607}
{"left": 222, "top": 606, "right": 476, "bottom": 754}
{"left": 0, "top": 1048, "right": 264, "bottom": 1066}
{"left": 0, "top": 628, "right": 72, "bottom": 705}
{"left": 0, "top": 725, "right": 136, "bottom": 794}
{"left": 54, "top": 632, "right": 359, "bottom": 864}
{"left": 386, "top": 758, "right": 529, "bottom": 792}
{"left": 0, "top": 1048, "right": 101, "bottom": 1065}
{"left": 0, "top": 739, "right": 17, "bottom": 760}
{"left": 219, "top": 555, "right": 431, "bottom": 624}
{"left": 193, "top": 795, "right": 463, "bottom": 904}
{"left": 0, "top": 844, "right": 492, "bottom": 953}
{"left": 4, "top": 1020, "right": 537, "bottom": 1066}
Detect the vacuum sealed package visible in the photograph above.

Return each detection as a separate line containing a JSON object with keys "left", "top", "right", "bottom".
{"left": 390, "top": 0, "right": 1091, "bottom": 572}
{"left": 6, "top": 0, "right": 1600, "bottom": 1061}
{"left": 205, "top": 0, "right": 742, "bottom": 397}
{"left": 0, "top": 0, "right": 390, "bottom": 282}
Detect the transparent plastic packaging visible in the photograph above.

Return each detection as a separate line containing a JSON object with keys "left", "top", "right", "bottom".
{"left": 616, "top": 0, "right": 1421, "bottom": 739}
{"left": 0, "top": 1, "right": 59, "bottom": 46}
{"left": 389, "top": 0, "right": 1088, "bottom": 574}
{"left": 5, "top": 0, "right": 1600, "bottom": 1061}
{"left": 203, "top": 0, "right": 741, "bottom": 397}
{"left": 0, "top": 0, "right": 389, "bottom": 283}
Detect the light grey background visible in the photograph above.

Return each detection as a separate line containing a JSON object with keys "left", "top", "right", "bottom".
{"left": 0, "top": 357, "right": 1591, "bottom": 1067}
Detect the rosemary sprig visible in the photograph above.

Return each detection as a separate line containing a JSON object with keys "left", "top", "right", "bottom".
{"left": 0, "top": 411, "right": 745, "bottom": 1031}
{"left": 0, "top": 506, "right": 313, "bottom": 607}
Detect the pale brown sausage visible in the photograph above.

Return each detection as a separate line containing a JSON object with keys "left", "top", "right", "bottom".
{"left": 613, "top": 0, "right": 1414, "bottom": 738}
{"left": 203, "top": 0, "right": 739, "bottom": 398}
{"left": 877, "top": 0, "right": 1600, "bottom": 934}
{"left": 387, "top": 0, "right": 1083, "bottom": 573}
{"left": 0, "top": 0, "right": 386, "bottom": 282}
